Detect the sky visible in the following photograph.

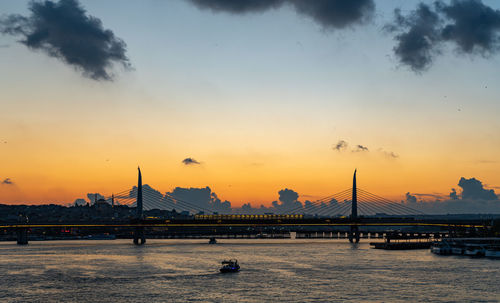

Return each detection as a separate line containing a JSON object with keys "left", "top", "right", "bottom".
{"left": 0, "top": 0, "right": 499, "bottom": 209}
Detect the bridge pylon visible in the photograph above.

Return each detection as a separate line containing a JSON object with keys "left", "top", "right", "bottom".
{"left": 133, "top": 167, "right": 146, "bottom": 245}
{"left": 16, "top": 214, "right": 29, "bottom": 245}
{"left": 348, "top": 169, "right": 360, "bottom": 243}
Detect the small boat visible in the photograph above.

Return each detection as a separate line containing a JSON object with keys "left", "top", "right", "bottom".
{"left": 430, "top": 241, "right": 452, "bottom": 255}
{"left": 464, "top": 244, "right": 486, "bottom": 257}
{"left": 220, "top": 259, "right": 240, "bottom": 273}
{"left": 431, "top": 238, "right": 500, "bottom": 258}
{"left": 485, "top": 245, "right": 500, "bottom": 259}
{"left": 451, "top": 243, "right": 466, "bottom": 255}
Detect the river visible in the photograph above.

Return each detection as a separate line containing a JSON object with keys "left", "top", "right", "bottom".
{"left": 0, "top": 239, "right": 498, "bottom": 302}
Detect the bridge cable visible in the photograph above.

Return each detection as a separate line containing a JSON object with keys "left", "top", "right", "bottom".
{"left": 357, "top": 189, "right": 426, "bottom": 215}
{"left": 355, "top": 193, "right": 410, "bottom": 215}
{"left": 285, "top": 189, "right": 352, "bottom": 214}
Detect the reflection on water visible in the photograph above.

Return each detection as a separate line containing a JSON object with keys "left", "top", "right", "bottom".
{"left": 0, "top": 239, "right": 499, "bottom": 302}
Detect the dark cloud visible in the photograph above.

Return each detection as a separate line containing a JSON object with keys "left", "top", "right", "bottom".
{"left": 86, "top": 193, "right": 104, "bottom": 203}
{"left": 1, "top": 178, "right": 13, "bottom": 185}
{"left": 332, "top": 140, "right": 348, "bottom": 151}
{"left": 458, "top": 177, "right": 497, "bottom": 200}
{"left": 386, "top": 3, "right": 442, "bottom": 72}
{"left": 450, "top": 188, "right": 459, "bottom": 200}
{"left": 278, "top": 188, "right": 299, "bottom": 205}
{"left": 438, "top": 0, "right": 500, "bottom": 55}
{"left": 272, "top": 188, "right": 302, "bottom": 213}
{"left": 241, "top": 202, "right": 253, "bottom": 211}
{"left": 167, "top": 186, "right": 231, "bottom": 212}
{"left": 387, "top": 0, "right": 500, "bottom": 72}
{"left": 353, "top": 144, "right": 369, "bottom": 152}
{"left": 0, "top": 0, "right": 129, "bottom": 80}
{"left": 125, "top": 184, "right": 230, "bottom": 212}
{"left": 127, "top": 184, "right": 166, "bottom": 210}
{"left": 405, "top": 192, "right": 417, "bottom": 203}
{"left": 402, "top": 177, "right": 500, "bottom": 214}
{"left": 187, "top": 0, "right": 285, "bottom": 14}
{"left": 271, "top": 188, "right": 303, "bottom": 212}
{"left": 73, "top": 198, "right": 87, "bottom": 206}
{"left": 187, "top": 0, "right": 375, "bottom": 29}
{"left": 290, "top": 0, "right": 375, "bottom": 29}
{"left": 182, "top": 157, "right": 201, "bottom": 165}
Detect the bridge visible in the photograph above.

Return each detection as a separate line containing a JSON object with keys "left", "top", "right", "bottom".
{"left": 3, "top": 168, "right": 491, "bottom": 245}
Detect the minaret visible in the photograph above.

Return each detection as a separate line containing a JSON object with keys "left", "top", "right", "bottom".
{"left": 352, "top": 169, "right": 357, "bottom": 220}
{"left": 137, "top": 167, "right": 143, "bottom": 219}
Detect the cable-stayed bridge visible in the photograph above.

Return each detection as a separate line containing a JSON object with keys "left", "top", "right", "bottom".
{"left": 4, "top": 168, "right": 490, "bottom": 245}
{"left": 113, "top": 171, "right": 424, "bottom": 218}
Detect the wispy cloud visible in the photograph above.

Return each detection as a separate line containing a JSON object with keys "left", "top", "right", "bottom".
{"left": 413, "top": 193, "right": 445, "bottom": 200}
{"left": 1, "top": 178, "right": 13, "bottom": 185}
{"left": 332, "top": 140, "right": 348, "bottom": 151}
{"left": 353, "top": 144, "right": 369, "bottom": 152}
{"left": 182, "top": 157, "right": 201, "bottom": 165}
{"left": 332, "top": 140, "right": 399, "bottom": 159}
{"left": 379, "top": 149, "right": 399, "bottom": 159}
{"left": 477, "top": 160, "right": 497, "bottom": 164}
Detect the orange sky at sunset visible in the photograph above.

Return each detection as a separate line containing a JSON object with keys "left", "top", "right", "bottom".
{"left": 1, "top": 0, "right": 499, "bottom": 207}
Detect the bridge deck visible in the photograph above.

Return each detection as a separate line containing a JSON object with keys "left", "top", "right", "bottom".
{"left": 0, "top": 217, "right": 488, "bottom": 228}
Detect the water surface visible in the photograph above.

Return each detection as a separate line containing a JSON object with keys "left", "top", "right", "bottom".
{"left": 0, "top": 239, "right": 498, "bottom": 302}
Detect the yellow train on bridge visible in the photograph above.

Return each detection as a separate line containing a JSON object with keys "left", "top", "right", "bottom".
{"left": 194, "top": 214, "right": 304, "bottom": 220}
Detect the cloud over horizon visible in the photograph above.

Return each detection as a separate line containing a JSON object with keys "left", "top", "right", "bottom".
{"left": 405, "top": 192, "right": 417, "bottom": 203}
{"left": 68, "top": 175, "right": 500, "bottom": 215}
{"left": 0, "top": 0, "right": 130, "bottom": 80}
{"left": 403, "top": 176, "right": 499, "bottom": 214}
{"left": 86, "top": 193, "right": 105, "bottom": 203}
{"left": 167, "top": 186, "right": 232, "bottom": 212}
{"left": 457, "top": 177, "right": 498, "bottom": 200}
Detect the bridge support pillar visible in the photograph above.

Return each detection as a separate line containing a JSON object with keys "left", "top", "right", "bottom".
{"left": 349, "top": 170, "right": 360, "bottom": 243}
{"left": 133, "top": 167, "right": 146, "bottom": 245}
{"left": 133, "top": 227, "right": 146, "bottom": 245}
{"left": 348, "top": 225, "right": 360, "bottom": 243}
{"left": 16, "top": 214, "right": 29, "bottom": 245}
{"left": 16, "top": 227, "right": 28, "bottom": 245}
